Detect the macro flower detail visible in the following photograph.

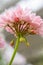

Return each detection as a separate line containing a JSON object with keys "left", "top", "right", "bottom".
{"left": 0, "top": 6, "right": 43, "bottom": 37}
{"left": 0, "top": 6, "right": 43, "bottom": 65}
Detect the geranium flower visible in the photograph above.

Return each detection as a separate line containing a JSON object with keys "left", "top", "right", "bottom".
{"left": 0, "top": 6, "right": 43, "bottom": 37}
{"left": 0, "top": 6, "right": 43, "bottom": 65}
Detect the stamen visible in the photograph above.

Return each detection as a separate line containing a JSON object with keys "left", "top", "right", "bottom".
{"left": 6, "top": 24, "right": 15, "bottom": 32}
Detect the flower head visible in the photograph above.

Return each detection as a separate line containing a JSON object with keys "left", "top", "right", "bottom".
{"left": 0, "top": 6, "right": 43, "bottom": 37}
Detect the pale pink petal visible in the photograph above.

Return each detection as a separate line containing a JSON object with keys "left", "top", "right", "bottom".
{"left": 37, "top": 23, "right": 43, "bottom": 36}
{"left": 0, "top": 37, "right": 6, "bottom": 48}
{"left": 31, "top": 16, "right": 43, "bottom": 29}
{"left": 5, "top": 26, "right": 14, "bottom": 34}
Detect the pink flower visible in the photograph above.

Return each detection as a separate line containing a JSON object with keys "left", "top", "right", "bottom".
{"left": 0, "top": 6, "right": 43, "bottom": 36}
{"left": 0, "top": 37, "right": 5, "bottom": 48}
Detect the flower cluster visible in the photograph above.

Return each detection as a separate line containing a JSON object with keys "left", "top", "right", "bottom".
{"left": 0, "top": 6, "right": 43, "bottom": 37}
{"left": 0, "top": 6, "right": 43, "bottom": 65}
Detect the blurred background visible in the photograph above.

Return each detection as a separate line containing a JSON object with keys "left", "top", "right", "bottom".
{"left": 0, "top": 0, "right": 43, "bottom": 65}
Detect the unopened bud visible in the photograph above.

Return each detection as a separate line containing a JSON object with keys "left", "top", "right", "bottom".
{"left": 10, "top": 39, "right": 14, "bottom": 46}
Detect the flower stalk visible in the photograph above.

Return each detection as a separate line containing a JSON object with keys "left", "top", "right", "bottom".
{"left": 8, "top": 36, "right": 20, "bottom": 65}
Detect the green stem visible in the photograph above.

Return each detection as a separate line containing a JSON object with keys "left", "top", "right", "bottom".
{"left": 8, "top": 36, "right": 20, "bottom": 65}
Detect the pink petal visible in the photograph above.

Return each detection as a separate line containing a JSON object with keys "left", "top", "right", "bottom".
{"left": 0, "top": 37, "right": 6, "bottom": 48}
{"left": 5, "top": 26, "right": 14, "bottom": 34}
